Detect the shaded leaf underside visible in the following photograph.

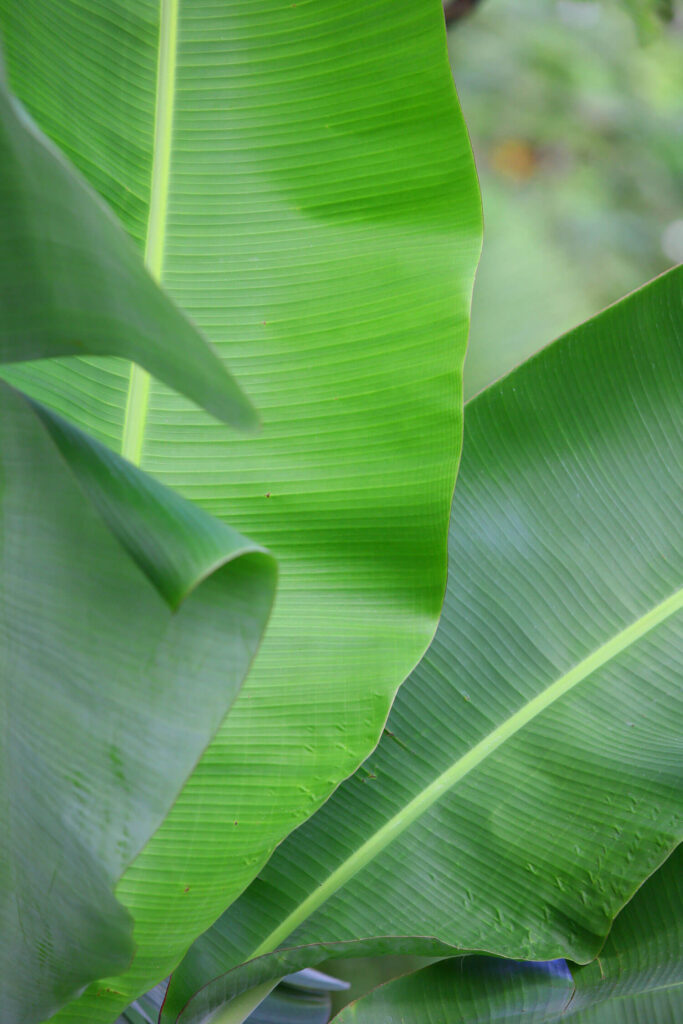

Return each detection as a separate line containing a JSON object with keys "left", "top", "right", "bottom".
{"left": 333, "top": 845, "right": 683, "bottom": 1023}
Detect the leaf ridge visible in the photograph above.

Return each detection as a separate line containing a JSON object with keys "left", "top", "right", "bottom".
{"left": 121, "top": 0, "right": 179, "bottom": 464}
{"left": 249, "top": 588, "right": 683, "bottom": 959}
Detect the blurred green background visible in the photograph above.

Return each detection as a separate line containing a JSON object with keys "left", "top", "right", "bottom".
{"left": 448, "top": 0, "right": 682, "bottom": 396}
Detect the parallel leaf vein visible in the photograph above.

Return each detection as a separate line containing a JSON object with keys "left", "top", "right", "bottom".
{"left": 121, "top": 0, "right": 179, "bottom": 464}
{"left": 252, "top": 589, "right": 683, "bottom": 957}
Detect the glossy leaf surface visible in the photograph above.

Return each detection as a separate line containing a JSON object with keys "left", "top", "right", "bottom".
{"left": 164, "top": 268, "right": 683, "bottom": 1022}
{"left": 0, "top": 384, "right": 275, "bottom": 1024}
{"left": 0, "top": 1, "right": 481, "bottom": 1018}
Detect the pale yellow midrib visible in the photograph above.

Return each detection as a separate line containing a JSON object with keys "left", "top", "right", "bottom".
{"left": 121, "top": 0, "right": 179, "bottom": 464}
{"left": 249, "top": 589, "right": 683, "bottom": 959}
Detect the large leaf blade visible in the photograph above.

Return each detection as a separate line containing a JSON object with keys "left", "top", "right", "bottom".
{"left": 0, "top": 384, "right": 275, "bottom": 1024}
{"left": 2, "top": 24, "right": 276, "bottom": 1017}
{"left": 0, "top": 2, "right": 481, "bottom": 1018}
{"left": 331, "top": 846, "right": 683, "bottom": 1023}
{"left": 163, "top": 267, "right": 683, "bottom": 1022}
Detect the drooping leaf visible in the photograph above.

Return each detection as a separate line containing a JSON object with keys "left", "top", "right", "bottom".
{"left": 162, "top": 267, "right": 683, "bottom": 1023}
{"left": 240, "top": 987, "right": 331, "bottom": 1024}
{"left": 117, "top": 980, "right": 169, "bottom": 1024}
{"left": 240, "top": 970, "right": 349, "bottom": 1024}
{"left": 1, "top": 31, "right": 275, "bottom": 1020}
{"left": 334, "top": 958, "right": 573, "bottom": 1024}
{"left": 0, "top": 1, "right": 481, "bottom": 1019}
{"left": 280, "top": 972, "right": 349, "bottom": 995}
{"left": 0, "top": 383, "right": 275, "bottom": 1024}
{"left": 331, "top": 846, "right": 683, "bottom": 1023}
{"left": 0, "top": 48, "right": 255, "bottom": 430}
{"left": 167, "top": 939, "right": 460, "bottom": 1024}
{"left": 568, "top": 844, "right": 683, "bottom": 1020}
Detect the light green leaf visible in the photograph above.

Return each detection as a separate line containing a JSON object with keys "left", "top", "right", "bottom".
{"left": 162, "top": 267, "right": 683, "bottom": 1023}
{"left": 0, "top": 383, "right": 275, "bottom": 1024}
{"left": 0, "top": 49, "right": 255, "bottom": 430}
{"left": 0, "top": 1, "right": 480, "bottom": 1019}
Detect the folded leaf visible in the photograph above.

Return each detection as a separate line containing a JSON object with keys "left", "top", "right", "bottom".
{"left": 163, "top": 267, "right": 683, "bottom": 1023}
{"left": 0, "top": 383, "right": 275, "bottom": 1024}
{"left": 241, "top": 987, "right": 331, "bottom": 1024}
{"left": 334, "top": 958, "right": 573, "bottom": 1024}
{"left": 0, "top": 52, "right": 256, "bottom": 430}
{"left": 568, "top": 844, "right": 683, "bottom": 1019}
{"left": 236, "top": 970, "right": 348, "bottom": 1024}
{"left": 0, "top": 2, "right": 481, "bottom": 1017}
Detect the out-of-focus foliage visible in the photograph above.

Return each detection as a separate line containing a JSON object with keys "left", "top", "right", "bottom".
{"left": 450, "top": 0, "right": 683, "bottom": 395}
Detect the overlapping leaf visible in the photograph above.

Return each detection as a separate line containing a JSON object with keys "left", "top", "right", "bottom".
{"left": 1, "top": 53, "right": 277, "bottom": 1024}
{"left": 0, "top": 384, "right": 275, "bottom": 1024}
{"left": 335, "top": 958, "right": 573, "bottom": 1024}
{"left": 0, "top": 1, "right": 481, "bottom": 1019}
{"left": 0, "top": 51, "right": 255, "bottom": 430}
{"left": 567, "top": 844, "right": 683, "bottom": 1021}
{"left": 333, "top": 846, "right": 683, "bottom": 1023}
{"left": 162, "top": 268, "right": 683, "bottom": 1023}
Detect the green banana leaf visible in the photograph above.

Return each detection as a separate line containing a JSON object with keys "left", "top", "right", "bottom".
{"left": 0, "top": 2, "right": 481, "bottom": 1019}
{"left": 2, "top": 48, "right": 278, "bottom": 1023}
{"left": 240, "top": 970, "right": 349, "bottom": 1024}
{"left": 118, "top": 980, "right": 169, "bottom": 1024}
{"left": 335, "top": 958, "right": 573, "bottom": 1024}
{"left": 568, "top": 844, "right": 683, "bottom": 1020}
{"left": 162, "top": 266, "right": 683, "bottom": 1024}
{"left": 243, "top": 989, "right": 331, "bottom": 1024}
{"left": 0, "top": 50, "right": 254, "bottom": 432}
{"left": 117, "top": 970, "right": 347, "bottom": 1024}
{"left": 331, "top": 845, "right": 683, "bottom": 1023}
{"left": 0, "top": 383, "right": 276, "bottom": 1024}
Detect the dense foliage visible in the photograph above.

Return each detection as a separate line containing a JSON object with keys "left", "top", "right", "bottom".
{"left": 0, "top": 3, "right": 680, "bottom": 1024}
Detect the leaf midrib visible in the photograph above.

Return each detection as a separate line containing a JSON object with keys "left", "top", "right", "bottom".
{"left": 250, "top": 589, "right": 683, "bottom": 958}
{"left": 121, "top": 0, "right": 178, "bottom": 465}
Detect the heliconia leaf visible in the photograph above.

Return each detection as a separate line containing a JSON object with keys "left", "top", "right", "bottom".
{"left": 0, "top": 382, "right": 275, "bottom": 1024}
{"left": 0, "top": 2, "right": 481, "bottom": 1019}
{"left": 0, "top": 49, "right": 256, "bottom": 430}
{"left": 162, "top": 267, "right": 683, "bottom": 1024}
